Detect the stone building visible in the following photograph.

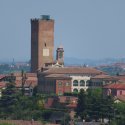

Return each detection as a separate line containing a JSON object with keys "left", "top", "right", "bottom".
{"left": 31, "top": 15, "right": 54, "bottom": 72}
{"left": 38, "top": 67, "right": 105, "bottom": 95}
{"left": 30, "top": 15, "right": 120, "bottom": 95}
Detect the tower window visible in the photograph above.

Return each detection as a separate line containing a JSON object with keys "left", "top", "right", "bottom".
{"left": 44, "top": 43, "right": 46, "bottom": 47}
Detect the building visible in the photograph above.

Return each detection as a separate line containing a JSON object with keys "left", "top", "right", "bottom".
{"left": 30, "top": 15, "right": 120, "bottom": 96}
{"left": 103, "top": 83, "right": 125, "bottom": 98}
{"left": 90, "top": 74, "right": 119, "bottom": 88}
{"left": 38, "top": 67, "right": 105, "bottom": 95}
{"left": 56, "top": 45, "right": 64, "bottom": 65}
{"left": 0, "top": 73, "right": 38, "bottom": 96}
{"left": 31, "top": 15, "right": 54, "bottom": 72}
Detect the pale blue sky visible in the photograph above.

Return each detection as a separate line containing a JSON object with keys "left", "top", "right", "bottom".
{"left": 0, "top": 0, "right": 125, "bottom": 61}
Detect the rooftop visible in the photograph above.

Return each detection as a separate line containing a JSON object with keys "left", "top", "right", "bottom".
{"left": 41, "top": 67, "right": 105, "bottom": 75}
{"left": 45, "top": 74, "right": 71, "bottom": 80}
{"left": 103, "top": 83, "right": 125, "bottom": 89}
{"left": 92, "top": 74, "right": 118, "bottom": 80}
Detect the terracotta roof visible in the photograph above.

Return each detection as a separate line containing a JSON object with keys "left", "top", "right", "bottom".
{"left": 103, "top": 83, "right": 125, "bottom": 89}
{"left": 41, "top": 67, "right": 105, "bottom": 75}
{"left": 45, "top": 74, "right": 71, "bottom": 79}
{"left": 116, "top": 75, "right": 125, "bottom": 82}
{"left": 92, "top": 74, "right": 118, "bottom": 80}
{"left": 59, "top": 96, "right": 77, "bottom": 103}
{"left": 15, "top": 80, "right": 37, "bottom": 87}
{"left": 116, "top": 95, "right": 125, "bottom": 101}
{"left": 0, "top": 75, "right": 6, "bottom": 79}
{"left": 11, "top": 73, "right": 37, "bottom": 77}
{"left": 66, "top": 103, "right": 77, "bottom": 108}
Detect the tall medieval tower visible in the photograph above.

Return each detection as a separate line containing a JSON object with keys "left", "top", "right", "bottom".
{"left": 31, "top": 15, "right": 54, "bottom": 72}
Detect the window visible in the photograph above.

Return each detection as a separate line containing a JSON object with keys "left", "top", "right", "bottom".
{"left": 58, "top": 82, "right": 62, "bottom": 87}
{"left": 86, "top": 80, "right": 90, "bottom": 86}
{"left": 66, "top": 83, "right": 70, "bottom": 86}
{"left": 73, "top": 88, "right": 78, "bottom": 93}
{"left": 120, "top": 91, "right": 122, "bottom": 95}
{"left": 44, "top": 43, "right": 46, "bottom": 47}
{"left": 80, "top": 80, "right": 85, "bottom": 86}
{"left": 58, "top": 91, "right": 63, "bottom": 95}
{"left": 73, "top": 80, "right": 78, "bottom": 86}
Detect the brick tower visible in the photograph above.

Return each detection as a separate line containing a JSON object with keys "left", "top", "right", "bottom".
{"left": 56, "top": 45, "right": 64, "bottom": 64}
{"left": 31, "top": 15, "right": 54, "bottom": 72}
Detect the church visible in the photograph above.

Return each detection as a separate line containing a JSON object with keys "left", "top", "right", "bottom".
{"left": 31, "top": 15, "right": 117, "bottom": 95}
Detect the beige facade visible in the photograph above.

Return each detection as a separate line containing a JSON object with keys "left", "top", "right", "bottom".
{"left": 71, "top": 76, "right": 91, "bottom": 92}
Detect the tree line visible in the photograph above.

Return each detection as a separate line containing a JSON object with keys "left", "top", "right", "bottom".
{"left": 75, "top": 88, "right": 125, "bottom": 125}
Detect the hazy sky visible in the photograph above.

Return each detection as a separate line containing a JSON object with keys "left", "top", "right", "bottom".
{"left": 0, "top": 0, "right": 125, "bottom": 61}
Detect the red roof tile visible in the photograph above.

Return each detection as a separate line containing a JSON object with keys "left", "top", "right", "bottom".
{"left": 41, "top": 67, "right": 105, "bottom": 75}
{"left": 116, "top": 95, "right": 125, "bottom": 101}
{"left": 45, "top": 74, "right": 71, "bottom": 79}
{"left": 0, "top": 75, "right": 6, "bottom": 79}
{"left": 103, "top": 83, "right": 125, "bottom": 89}
{"left": 92, "top": 74, "right": 118, "bottom": 80}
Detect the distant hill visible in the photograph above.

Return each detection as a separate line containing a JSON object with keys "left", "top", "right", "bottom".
{"left": 64, "top": 57, "right": 125, "bottom": 66}
{"left": 0, "top": 57, "right": 125, "bottom": 74}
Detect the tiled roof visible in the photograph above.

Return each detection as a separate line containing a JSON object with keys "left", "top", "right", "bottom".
{"left": 116, "top": 75, "right": 125, "bottom": 82}
{"left": 116, "top": 95, "right": 125, "bottom": 101}
{"left": 92, "top": 74, "right": 118, "bottom": 80}
{"left": 66, "top": 103, "right": 77, "bottom": 108}
{"left": 15, "top": 80, "right": 37, "bottom": 87}
{"left": 41, "top": 67, "right": 105, "bottom": 75}
{"left": 45, "top": 74, "right": 71, "bottom": 79}
{"left": 103, "top": 83, "right": 125, "bottom": 89}
{"left": 0, "top": 75, "right": 6, "bottom": 79}
{"left": 12, "top": 73, "right": 37, "bottom": 77}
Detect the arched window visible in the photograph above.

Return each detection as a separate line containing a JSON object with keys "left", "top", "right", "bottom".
{"left": 86, "top": 80, "right": 90, "bottom": 86}
{"left": 80, "top": 88, "right": 84, "bottom": 92}
{"left": 73, "top": 80, "right": 78, "bottom": 86}
{"left": 73, "top": 88, "right": 78, "bottom": 93}
{"left": 80, "top": 80, "right": 85, "bottom": 86}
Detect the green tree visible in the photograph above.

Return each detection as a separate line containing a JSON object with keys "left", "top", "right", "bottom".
{"left": 0, "top": 82, "right": 18, "bottom": 118}
{"left": 76, "top": 89, "right": 87, "bottom": 120}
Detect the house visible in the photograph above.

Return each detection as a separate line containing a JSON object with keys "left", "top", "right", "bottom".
{"left": 0, "top": 82, "right": 6, "bottom": 97}
{"left": 38, "top": 66, "right": 105, "bottom": 95}
{"left": 103, "top": 83, "right": 125, "bottom": 98}
{"left": 90, "top": 74, "right": 119, "bottom": 88}
{"left": 0, "top": 73, "right": 38, "bottom": 96}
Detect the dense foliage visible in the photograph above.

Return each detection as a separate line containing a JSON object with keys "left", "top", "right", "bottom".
{"left": 75, "top": 88, "right": 125, "bottom": 124}
{"left": 0, "top": 123, "right": 14, "bottom": 125}
{"left": 0, "top": 82, "right": 70, "bottom": 124}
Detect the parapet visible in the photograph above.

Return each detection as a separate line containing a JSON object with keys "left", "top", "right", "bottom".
{"left": 41, "top": 15, "right": 50, "bottom": 20}
{"left": 31, "top": 15, "right": 54, "bottom": 22}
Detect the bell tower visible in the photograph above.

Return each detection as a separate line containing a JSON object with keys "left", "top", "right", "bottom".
{"left": 56, "top": 45, "right": 64, "bottom": 64}
{"left": 31, "top": 15, "right": 54, "bottom": 72}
